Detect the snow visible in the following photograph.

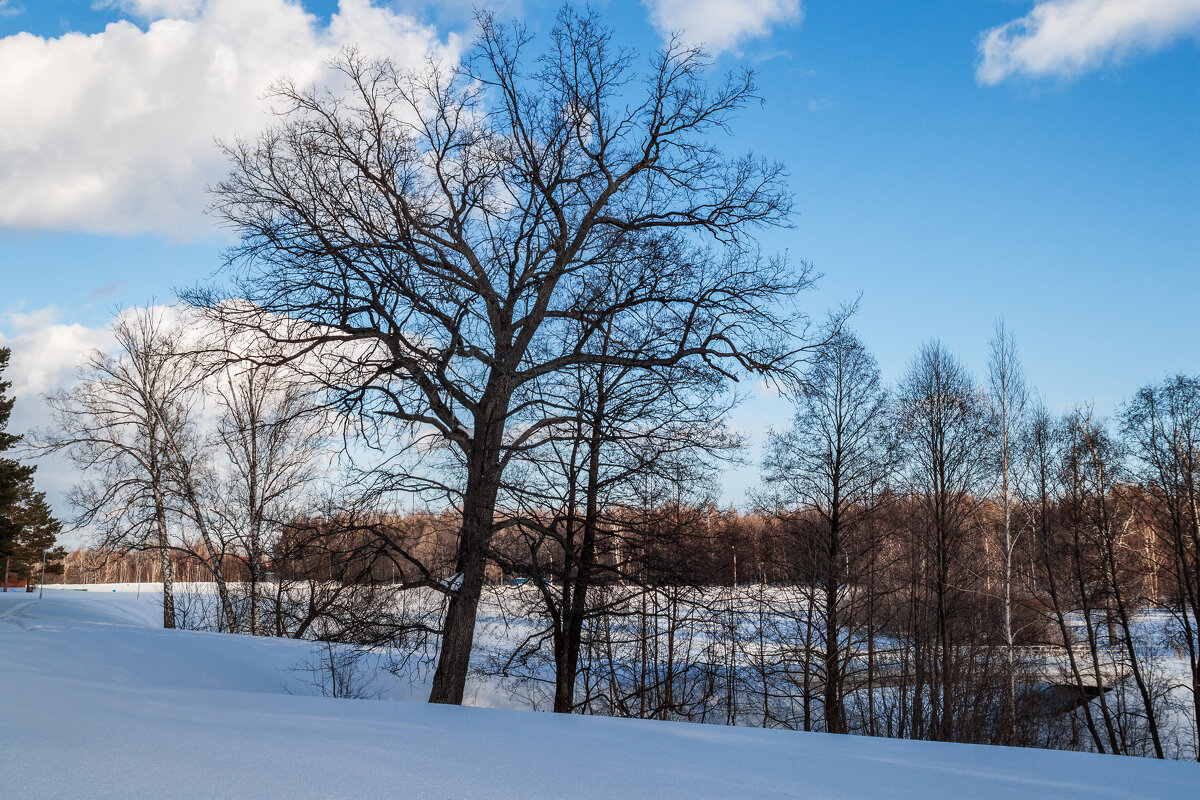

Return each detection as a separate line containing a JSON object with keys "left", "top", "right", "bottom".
{"left": 1, "top": 589, "right": 1197, "bottom": 799}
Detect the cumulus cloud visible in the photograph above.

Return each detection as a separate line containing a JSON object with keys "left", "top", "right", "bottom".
{"left": 0, "top": 0, "right": 458, "bottom": 237}
{"left": 644, "top": 0, "right": 801, "bottom": 56}
{"left": 0, "top": 306, "right": 199, "bottom": 540}
{"left": 978, "top": 0, "right": 1200, "bottom": 84}
{"left": 0, "top": 307, "right": 113, "bottom": 434}
{"left": 0, "top": 307, "right": 110, "bottom": 544}
{"left": 0, "top": 306, "right": 113, "bottom": 534}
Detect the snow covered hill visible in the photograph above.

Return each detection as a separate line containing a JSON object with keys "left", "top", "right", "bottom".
{"left": 1, "top": 589, "right": 1195, "bottom": 799}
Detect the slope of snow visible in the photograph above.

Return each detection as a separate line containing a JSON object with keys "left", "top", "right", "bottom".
{"left": 0, "top": 589, "right": 1196, "bottom": 800}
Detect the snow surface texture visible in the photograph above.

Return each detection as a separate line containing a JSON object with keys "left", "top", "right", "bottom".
{"left": 1, "top": 589, "right": 1196, "bottom": 799}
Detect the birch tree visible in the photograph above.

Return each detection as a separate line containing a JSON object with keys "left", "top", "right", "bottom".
{"left": 986, "top": 319, "right": 1028, "bottom": 742}
{"left": 42, "top": 308, "right": 236, "bottom": 629}
{"left": 208, "top": 351, "right": 328, "bottom": 635}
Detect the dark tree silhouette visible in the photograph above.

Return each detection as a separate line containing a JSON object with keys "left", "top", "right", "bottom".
{"left": 201, "top": 8, "right": 809, "bottom": 704}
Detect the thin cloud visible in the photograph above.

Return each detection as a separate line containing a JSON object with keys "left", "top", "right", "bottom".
{"left": 86, "top": 281, "right": 125, "bottom": 302}
{"left": 96, "top": 1, "right": 205, "bottom": 18}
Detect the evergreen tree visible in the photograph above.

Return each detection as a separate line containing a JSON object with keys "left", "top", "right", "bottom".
{"left": 8, "top": 485, "right": 65, "bottom": 585}
{"left": 0, "top": 347, "right": 61, "bottom": 588}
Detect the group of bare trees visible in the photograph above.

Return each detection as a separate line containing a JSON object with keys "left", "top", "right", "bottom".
{"left": 477, "top": 328, "right": 1198, "bottom": 758}
{"left": 42, "top": 310, "right": 1199, "bottom": 757}
{"left": 757, "top": 329, "right": 888, "bottom": 733}
{"left": 40, "top": 308, "right": 329, "bottom": 633}
{"left": 476, "top": 319, "right": 1197, "bottom": 758}
{"left": 1123, "top": 375, "right": 1200, "bottom": 752}
{"left": 751, "top": 326, "right": 1197, "bottom": 758}
{"left": 36, "top": 6, "right": 1197, "bottom": 761}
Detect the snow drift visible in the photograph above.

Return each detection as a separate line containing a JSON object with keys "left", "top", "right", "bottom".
{"left": 0, "top": 589, "right": 1195, "bottom": 799}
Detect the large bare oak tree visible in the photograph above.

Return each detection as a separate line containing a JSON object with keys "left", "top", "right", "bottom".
{"left": 201, "top": 8, "right": 809, "bottom": 704}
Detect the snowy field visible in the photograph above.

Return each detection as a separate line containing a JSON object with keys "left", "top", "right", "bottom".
{"left": 1, "top": 588, "right": 1197, "bottom": 799}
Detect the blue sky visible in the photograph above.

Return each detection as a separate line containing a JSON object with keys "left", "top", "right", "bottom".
{"left": 0, "top": 0, "right": 1197, "bottom": 508}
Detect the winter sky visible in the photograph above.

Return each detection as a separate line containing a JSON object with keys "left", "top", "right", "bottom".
{"left": 0, "top": 0, "right": 1197, "bottom": 515}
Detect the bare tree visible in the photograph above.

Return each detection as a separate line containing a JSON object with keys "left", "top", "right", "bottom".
{"left": 759, "top": 327, "right": 890, "bottom": 733}
{"left": 204, "top": 334, "right": 329, "bottom": 635}
{"left": 156, "top": 386, "right": 238, "bottom": 633}
{"left": 895, "top": 340, "right": 992, "bottom": 741}
{"left": 40, "top": 308, "right": 237, "bottom": 628}
{"left": 483, "top": 239, "right": 770, "bottom": 712}
{"left": 1025, "top": 406, "right": 1170, "bottom": 757}
{"left": 1050, "top": 408, "right": 1127, "bottom": 752}
{"left": 1123, "top": 375, "right": 1200, "bottom": 759}
{"left": 1076, "top": 410, "right": 1166, "bottom": 757}
{"left": 1021, "top": 401, "right": 1105, "bottom": 750}
{"left": 200, "top": 8, "right": 808, "bottom": 704}
{"left": 498, "top": 360, "right": 738, "bottom": 711}
{"left": 986, "top": 319, "right": 1028, "bottom": 742}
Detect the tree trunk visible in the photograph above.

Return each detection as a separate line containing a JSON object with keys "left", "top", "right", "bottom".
{"left": 174, "top": 468, "right": 237, "bottom": 634}
{"left": 554, "top": 413, "right": 604, "bottom": 714}
{"left": 551, "top": 481, "right": 579, "bottom": 714}
{"left": 866, "top": 551, "right": 877, "bottom": 738}
{"left": 428, "top": 552, "right": 487, "bottom": 704}
{"left": 249, "top": 546, "right": 260, "bottom": 636}
{"left": 153, "top": 478, "right": 176, "bottom": 629}
{"left": 936, "top": 538, "right": 953, "bottom": 742}
{"left": 428, "top": 421, "right": 504, "bottom": 705}
{"left": 157, "top": 533, "right": 176, "bottom": 630}
{"left": 823, "top": 504, "right": 845, "bottom": 734}
{"left": 1001, "top": 460, "right": 1017, "bottom": 745}
{"left": 198, "top": 527, "right": 237, "bottom": 634}
{"left": 1100, "top": 512, "right": 1165, "bottom": 758}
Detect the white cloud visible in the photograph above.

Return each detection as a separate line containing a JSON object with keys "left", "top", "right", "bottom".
{"left": 0, "top": 307, "right": 113, "bottom": 423}
{"left": 0, "top": 305, "right": 230, "bottom": 541}
{"left": 0, "top": 307, "right": 115, "bottom": 462}
{"left": 978, "top": 0, "right": 1200, "bottom": 84}
{"left": 0, "top": 0, "right": 458, "bottom": 237}
{"left": 0, "top": 307, "right": 114, "bottom": 535}
{"left": 645, "top": 0, "right": 801, "bottom": 56}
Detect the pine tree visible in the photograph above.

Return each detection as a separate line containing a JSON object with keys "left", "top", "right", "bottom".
{"left": 8, "top": 486, "right": 65, "bottom": 585}
{"left": 0, "top": 347, "right": 61, "bottom": 589}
